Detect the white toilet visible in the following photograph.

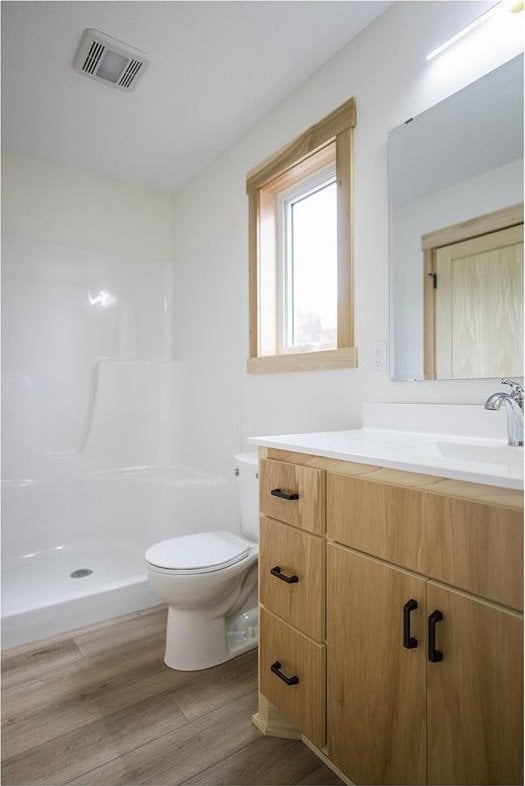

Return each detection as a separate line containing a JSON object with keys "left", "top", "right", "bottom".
{"left": 145, "top": 452, "right": 259, "bottom": 671}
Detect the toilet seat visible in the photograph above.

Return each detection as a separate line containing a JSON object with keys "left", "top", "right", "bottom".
{"left": 145, "top": 531, "right": 254, "bottom": 575}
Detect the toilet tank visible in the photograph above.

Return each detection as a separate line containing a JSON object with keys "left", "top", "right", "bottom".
{"left": 234, "top": 452, "right": 259, "bottom": 541}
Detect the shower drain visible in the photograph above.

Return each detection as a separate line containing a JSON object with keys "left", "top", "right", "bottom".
{"left": 70, "top": 568, "right": 93, "bottom": 579}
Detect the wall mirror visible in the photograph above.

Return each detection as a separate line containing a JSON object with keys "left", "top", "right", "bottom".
{"left": 388, "top": 55, "right": 524, "bottom": 381}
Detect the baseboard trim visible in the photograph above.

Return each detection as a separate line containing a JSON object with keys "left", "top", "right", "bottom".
{"left": 251, "top": 712, "right": 302, "bottom": 739}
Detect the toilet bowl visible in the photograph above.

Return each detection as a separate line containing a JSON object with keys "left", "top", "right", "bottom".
{"left": 145, "top": 453, "right": 259, "bottom": 671}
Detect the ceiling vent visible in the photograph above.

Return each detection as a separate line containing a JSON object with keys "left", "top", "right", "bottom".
{"left": 72, "top": 29, "right": 150, "bottom": 91}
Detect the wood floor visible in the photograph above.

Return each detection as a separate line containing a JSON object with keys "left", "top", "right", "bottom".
{"left": 1, "top": 606, "right": 342, "bottom": 785}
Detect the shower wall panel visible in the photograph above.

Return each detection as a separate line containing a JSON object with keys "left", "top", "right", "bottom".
{"left": 1, "top": 235, "right": 178, "bottom": 477}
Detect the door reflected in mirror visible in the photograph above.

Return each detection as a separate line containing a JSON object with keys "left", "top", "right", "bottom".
{"left": 423, "top": 207, "right": 523, "bottom": 379}
{"left": 388, "top": 55, "right": 524, "bottom": 381}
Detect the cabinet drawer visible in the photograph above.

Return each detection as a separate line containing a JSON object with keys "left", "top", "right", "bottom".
{"left": 259, "top": 607, "right": 326, "bottom": 747}
{"left": 327, "top": 473, "right": 523, "bottom": 611}
{"left": 260, "top": 517, "right": 325, "bottom": 640}
{"left": 260, "top": 459, "right": 325, "bottom": 534}
{"left": 422, "top": 494, "right": 523, "bottom": 611}
{"left": 327, "top": 473, "right": 425, "bottom": 572}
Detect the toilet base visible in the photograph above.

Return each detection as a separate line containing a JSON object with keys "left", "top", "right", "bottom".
{"left": 164, "top": 604, "right": 258, "bottom": 671}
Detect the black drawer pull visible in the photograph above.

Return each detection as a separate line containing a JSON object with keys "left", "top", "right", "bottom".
{"left": 271, "top": 661, "right": 299, "bottom": 686}
{"left": 428, "top": 609, "right": 444, "bottom": 662}
{"left": 271, "top": 566, "right": 299, "bottom": 584}
{"left": 403, "top": 598, "right": 418, "bottom": 649}
{"left": 271, "top": 488, "right": 299, "bottom": 501}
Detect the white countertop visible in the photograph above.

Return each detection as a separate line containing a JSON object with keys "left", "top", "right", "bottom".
{"left": 249, "top": 402, "right": 525, "bottom": 491}
{"left": 249, "top": 428, "right": 523, "bottom": 489}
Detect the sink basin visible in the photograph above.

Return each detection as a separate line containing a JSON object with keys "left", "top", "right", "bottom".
{"left": 435, "top": 441, "right": 523, "bottom": 468}
{"left": 364, "top": 436, "right": 524, "bottom": 474}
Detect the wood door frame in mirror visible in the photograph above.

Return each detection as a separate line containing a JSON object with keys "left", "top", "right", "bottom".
{"left": 422, "top": 203, "right": 524, "bottom": 379}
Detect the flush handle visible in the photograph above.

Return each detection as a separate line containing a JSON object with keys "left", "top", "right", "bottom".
{"left": 271, "top": 566, "right": 299, "bottom": 584}
{"left": 271, "top": 488, "right": 299, "bottom": 501}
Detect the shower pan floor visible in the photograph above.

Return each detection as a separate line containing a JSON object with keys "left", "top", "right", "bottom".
{"left": 2, "top": 540, "right": 146, "bottom": 616}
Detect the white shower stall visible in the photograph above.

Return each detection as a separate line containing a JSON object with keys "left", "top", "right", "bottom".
{"left": 1, "top": 232, "right": 233, "bottom": 649}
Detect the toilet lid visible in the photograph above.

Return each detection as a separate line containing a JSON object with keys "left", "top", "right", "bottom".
{"left": 145, "top": 531, "right": 252, "bottom": 572}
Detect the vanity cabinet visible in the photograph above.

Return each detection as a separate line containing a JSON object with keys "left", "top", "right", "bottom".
{"left": 327, "top": 545, "right": 523, "bottom": 785}
{"left": 255, "top": 450, "right": 523, "bottom": 785}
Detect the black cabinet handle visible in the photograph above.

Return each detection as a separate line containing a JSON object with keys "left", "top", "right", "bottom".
{"left": 271, "top": 488, "right": 299, "bottom": 501}
{"left": 403, "top": 598, "right": 418, "bottom": 649}
{"left": 271, "top": 566, "right": 299, "bottom": 584}
{"left": 428, "top": 609, "right": 444, "bottom": 662}
{"left": 271, "top": 661, "right": 299, "bottom": 686}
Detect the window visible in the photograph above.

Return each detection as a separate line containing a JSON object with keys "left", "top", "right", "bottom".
{"left": 247, "top": 98, "right": 357, "bottom": 373}
{"left": 279, "top": 162, "right": 337, "bottom": 353}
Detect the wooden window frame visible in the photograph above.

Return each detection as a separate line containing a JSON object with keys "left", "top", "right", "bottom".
{"left": 247, "top": 98, "right": 357, "bottom": 374}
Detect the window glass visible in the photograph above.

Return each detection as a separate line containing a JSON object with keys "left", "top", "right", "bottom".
{"left": 284, "top": 178, "right": 337, "bottom": 351}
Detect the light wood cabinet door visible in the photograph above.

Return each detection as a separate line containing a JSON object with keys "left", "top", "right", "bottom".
{"left": 260, "top": 459, "right": 325, "bottom": 534}
{"left": 327, "top": 545, "right": 427, "bottom": 785}
{"left": 259, "top": 607, "right": 326, "bottom": 748}
{"left": 426, "top": 582, "right": 523, "bottom": 786}
{"left": 259, "top": 517, "right": 325, "bottom": 640}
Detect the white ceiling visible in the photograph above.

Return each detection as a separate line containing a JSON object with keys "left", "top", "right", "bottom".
{"left": 1, "top": 1, "right": 391, "bottom": 193}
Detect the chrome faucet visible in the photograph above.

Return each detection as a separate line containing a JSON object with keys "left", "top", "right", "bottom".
{"left": 484, "top": 378, "right": 524, "bottom": 447}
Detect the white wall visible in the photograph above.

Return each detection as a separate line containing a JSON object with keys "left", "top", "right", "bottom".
{"left": 2, "top": 153, "right": 179, "bottom": 476}
{"left": 170, "top": 0, "right": 524, "bottom": 474}
{"left": 2, "top": 152, "right": 172, "bottom": 260}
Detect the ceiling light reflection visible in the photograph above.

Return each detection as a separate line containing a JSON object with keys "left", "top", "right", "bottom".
{"left": 88, "top": 289, "right": 117, "bottom": 308}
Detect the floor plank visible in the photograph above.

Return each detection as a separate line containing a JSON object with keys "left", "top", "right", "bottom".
{"left": 182, "top": 736, "right": 334, "bottom": 785}
{"left": 165, "top": 646, "right": 258, "bottom": 721}
{"left": 2, "top": 693, "right": 187, "bottom": 785}
{"left": 3, "top": 647, "right": 258, "bottom": 759}
{"left": 1, "top": 637, "right": 84, "bottom": 688}
{"left": 2, "top": 633, "right": 168, "bottom": 720}
{"left": 3, "top": 656, "right": 184, "bottom": 758}
{"left": 2, "top": 609, "right": 342, "bottom": 786}
{"left": 74, "top": 606, "right": 167, "bottom": 657}
{"left": 294, "top": 764, "right": 345, "bottom": 784}
{"left": 68, "top": 690, "right": 261, "bottom": 785}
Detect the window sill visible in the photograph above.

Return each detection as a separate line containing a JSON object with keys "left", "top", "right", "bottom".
{"left": 247, "top": 347, "right": 358, "bottom": 374}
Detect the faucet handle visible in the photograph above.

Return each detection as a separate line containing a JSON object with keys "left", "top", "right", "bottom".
{"left": 501, "top": 378, "right": 524, "bottom": 406}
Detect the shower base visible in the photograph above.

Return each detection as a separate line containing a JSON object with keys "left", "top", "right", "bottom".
{"left": 1, "top": 464, "right": 234, "bottom": 650}
{"left": 1, "top": 540, "right": 159, "bottom": 649}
